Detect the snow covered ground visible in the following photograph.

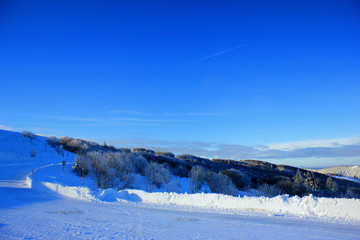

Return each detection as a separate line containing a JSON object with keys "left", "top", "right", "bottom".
{"left": 334, "top": 176, "right": 360, "bottom": 184}
{"left": 1, "top": 129, "right": 360, "bottom": 239}
{"left": 315, "top": 165, "right": 360, "bottom": 180}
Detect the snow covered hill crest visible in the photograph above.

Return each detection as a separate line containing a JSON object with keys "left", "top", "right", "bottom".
{"left": 316, "top": 166, "right": 360, "bottom": 180}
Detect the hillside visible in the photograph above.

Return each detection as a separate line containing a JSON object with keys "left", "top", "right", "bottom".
{"left": 315, "top": 166, "right": 360, "bottom": 180}
{"left": 36, "top": 130, "right": 359, "bottom": 198}
{"left": 3, "top": 129, "right": 360, "bottom": 198}
{"left": 1, "top": 129, "right": 360, "bottom": 239}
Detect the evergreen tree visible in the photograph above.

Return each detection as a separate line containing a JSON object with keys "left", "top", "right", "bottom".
{"left": 325, "top": 176, "right": 338, "bottom": 192}
{"left": 304, "top": 171, "right": 320, "bottom": 191}
{"left": 293, "top": 169, "right": 304, "bottom": 185}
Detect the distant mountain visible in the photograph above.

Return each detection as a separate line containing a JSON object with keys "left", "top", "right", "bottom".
{"left": 315, "top": 166, "right": 360, "bottom": 179}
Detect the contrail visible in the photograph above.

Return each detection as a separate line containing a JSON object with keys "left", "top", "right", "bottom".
{"left": 191, "top": 37, "right": 271, "bottom": 64}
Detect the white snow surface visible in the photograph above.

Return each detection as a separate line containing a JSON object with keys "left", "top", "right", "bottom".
{"left": 1, "top": 129, "right": 360, "bottom": 239}
{"left": 316, "top": 165, "right": 360, "bottom": 179}
{"left": 334, "top": 175, "right": 360, "bottom": 184}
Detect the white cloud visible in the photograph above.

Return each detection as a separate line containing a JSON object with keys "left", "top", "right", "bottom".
{"left": 0, "top": 124, "right": 16, "bottom": 131}
{"left": 8, "top": 113, "right": 190, "bottom": 127}
{"left": 190, "top": 36, "right": 274, "bottom": 63}
{"left": 110, "top": 118, "right": 190, "bottom": 123}
{"left": 109, "top": 110, "right": 221, "bottom": 117}
{"left": 108, "top": 110, "right": 144, "bottom": 115}
{"left": 266, "top": 138, "right": 360, "bottom": 151}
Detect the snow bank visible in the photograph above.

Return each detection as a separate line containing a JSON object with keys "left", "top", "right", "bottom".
{"left": 121, "top": 190, "right": 360, "bottom": 221}
{"left": 31, "top": 165, "right": 360, "bottom": 221}
{"left": 42, "top": 182, "right": 96, "bottom": 202}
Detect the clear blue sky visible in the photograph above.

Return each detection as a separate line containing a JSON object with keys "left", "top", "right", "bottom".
{"left": 1, "top": 0, "right": 360, "bottom": 167}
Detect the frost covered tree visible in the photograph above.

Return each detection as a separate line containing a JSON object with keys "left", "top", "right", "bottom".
{"left": 22, "top": 131, "right": 35, "bottom": 140}
{"left": 105, "top": 152, "right": 134, "bottom": 189}
{"left": 293, "top": 169, "right": 304, "bottom": 185}
{"left": 82, "top": 151, "right": 148, "bottom": 189}
{"left": 144, "top": 162, "right": 171, "bottom": 192}
{"left": 189, "top": 166, "right": 208, "bottom": 193}
{"left": 304, "top": 171, "right": 320, "bottom": 191}
{"left": 74, "top": 153, "right": 90, "bottom": 175}
{"left": 325, "top": 176, "right": 338, "bottom": 193}
{"left": 258, "top": 184, "right": 284, "bottom": 197}
{"left": 46, "top": 136, "right": 58, "bottom": 147}
{"left": 88, "top": 152, "right": 113, "bottom": 189}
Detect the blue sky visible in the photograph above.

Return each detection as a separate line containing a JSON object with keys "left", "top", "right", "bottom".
{"left": 1, "top": 0, "right": 360, "bottom": 167}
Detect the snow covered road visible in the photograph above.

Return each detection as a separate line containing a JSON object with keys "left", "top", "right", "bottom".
{"left": 1, "top": 187, "right": 360, "bottom": 240}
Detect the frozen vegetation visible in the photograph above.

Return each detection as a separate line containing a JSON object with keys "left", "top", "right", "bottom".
{"left": 1, "top": 129, "right": 360, "bottom": 239}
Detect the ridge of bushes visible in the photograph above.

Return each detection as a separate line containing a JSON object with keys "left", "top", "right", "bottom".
{"left": 47, "top": 135, "right": 360, "bottom": 198}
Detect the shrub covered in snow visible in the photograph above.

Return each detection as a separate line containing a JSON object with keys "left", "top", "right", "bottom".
{"left": 118, "top": 148, "right": 132, "bottom": 154}
{"left": 59, "top": 136, "right": 73, "bottom": 146}
{"left": 178, "top": 154, "right": 211, "bottom": 166}
{"left": 57, "top": 137, "right": 97, "bottom": 153}
{"left": 189, "top": 166, "right": 209, "bottom": 193}
{"left": 133, "top": 148, "right": 155, "bottom": 154}
{"left": 75, "top": 151, "right": 148, "bottom": 189}
{"left": 74, "top": 153, "right": 90, "bottom": 175}
{"left": 22, "top": 131, "right": 35, "bottom": 140}
{"left": 206, "top": 171, "right": 238, "bottom": 196}
{"left": 144, "top": 162, "right": 171, "bottom": 192}
{"left": 258, "top": 184, "right": 284, "bottom": 197}
{"left": 65, "top": 139, "right": 88, "bottom": 153}
{"left": 88, "top": 152, "right": 114, "bottom": 189}
{"left": 46, "top": 136, "right": 58, "bottom": 148}
{"left": 188, "top": 166, "right": 238, "bottom": 196}
{"left": 155, "top": 151, "right": 175, "bottom": 158}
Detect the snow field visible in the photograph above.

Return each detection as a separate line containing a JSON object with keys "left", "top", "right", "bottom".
{"left": 317, "top": 165, "right": 360, "bottom": 180}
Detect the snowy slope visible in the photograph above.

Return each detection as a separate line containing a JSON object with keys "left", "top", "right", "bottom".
{"left": 334, "top": 175, "right": 360, "bottom": 183}
{"left": 316, "top": 165, "right": 360, "bottom": 180}
{"left": 1, "top": 129, "right": 360, "bottom": 239}
{"left": 0, "top": 130, "right": 75, "bottom": 188}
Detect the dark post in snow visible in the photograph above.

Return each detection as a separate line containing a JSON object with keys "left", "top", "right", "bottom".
{"left": 62, "top": 160, "right": 66, "bottom": 171}
{"left": 82, "top": 168, "right": 84, "bottom": 187}
{"left": 126, "top": 173, "right": 129, "bottom": 189}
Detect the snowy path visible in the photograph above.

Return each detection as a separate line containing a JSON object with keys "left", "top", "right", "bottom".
{"left": 1, "top": 187, "right": 360, "bottom": 240}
